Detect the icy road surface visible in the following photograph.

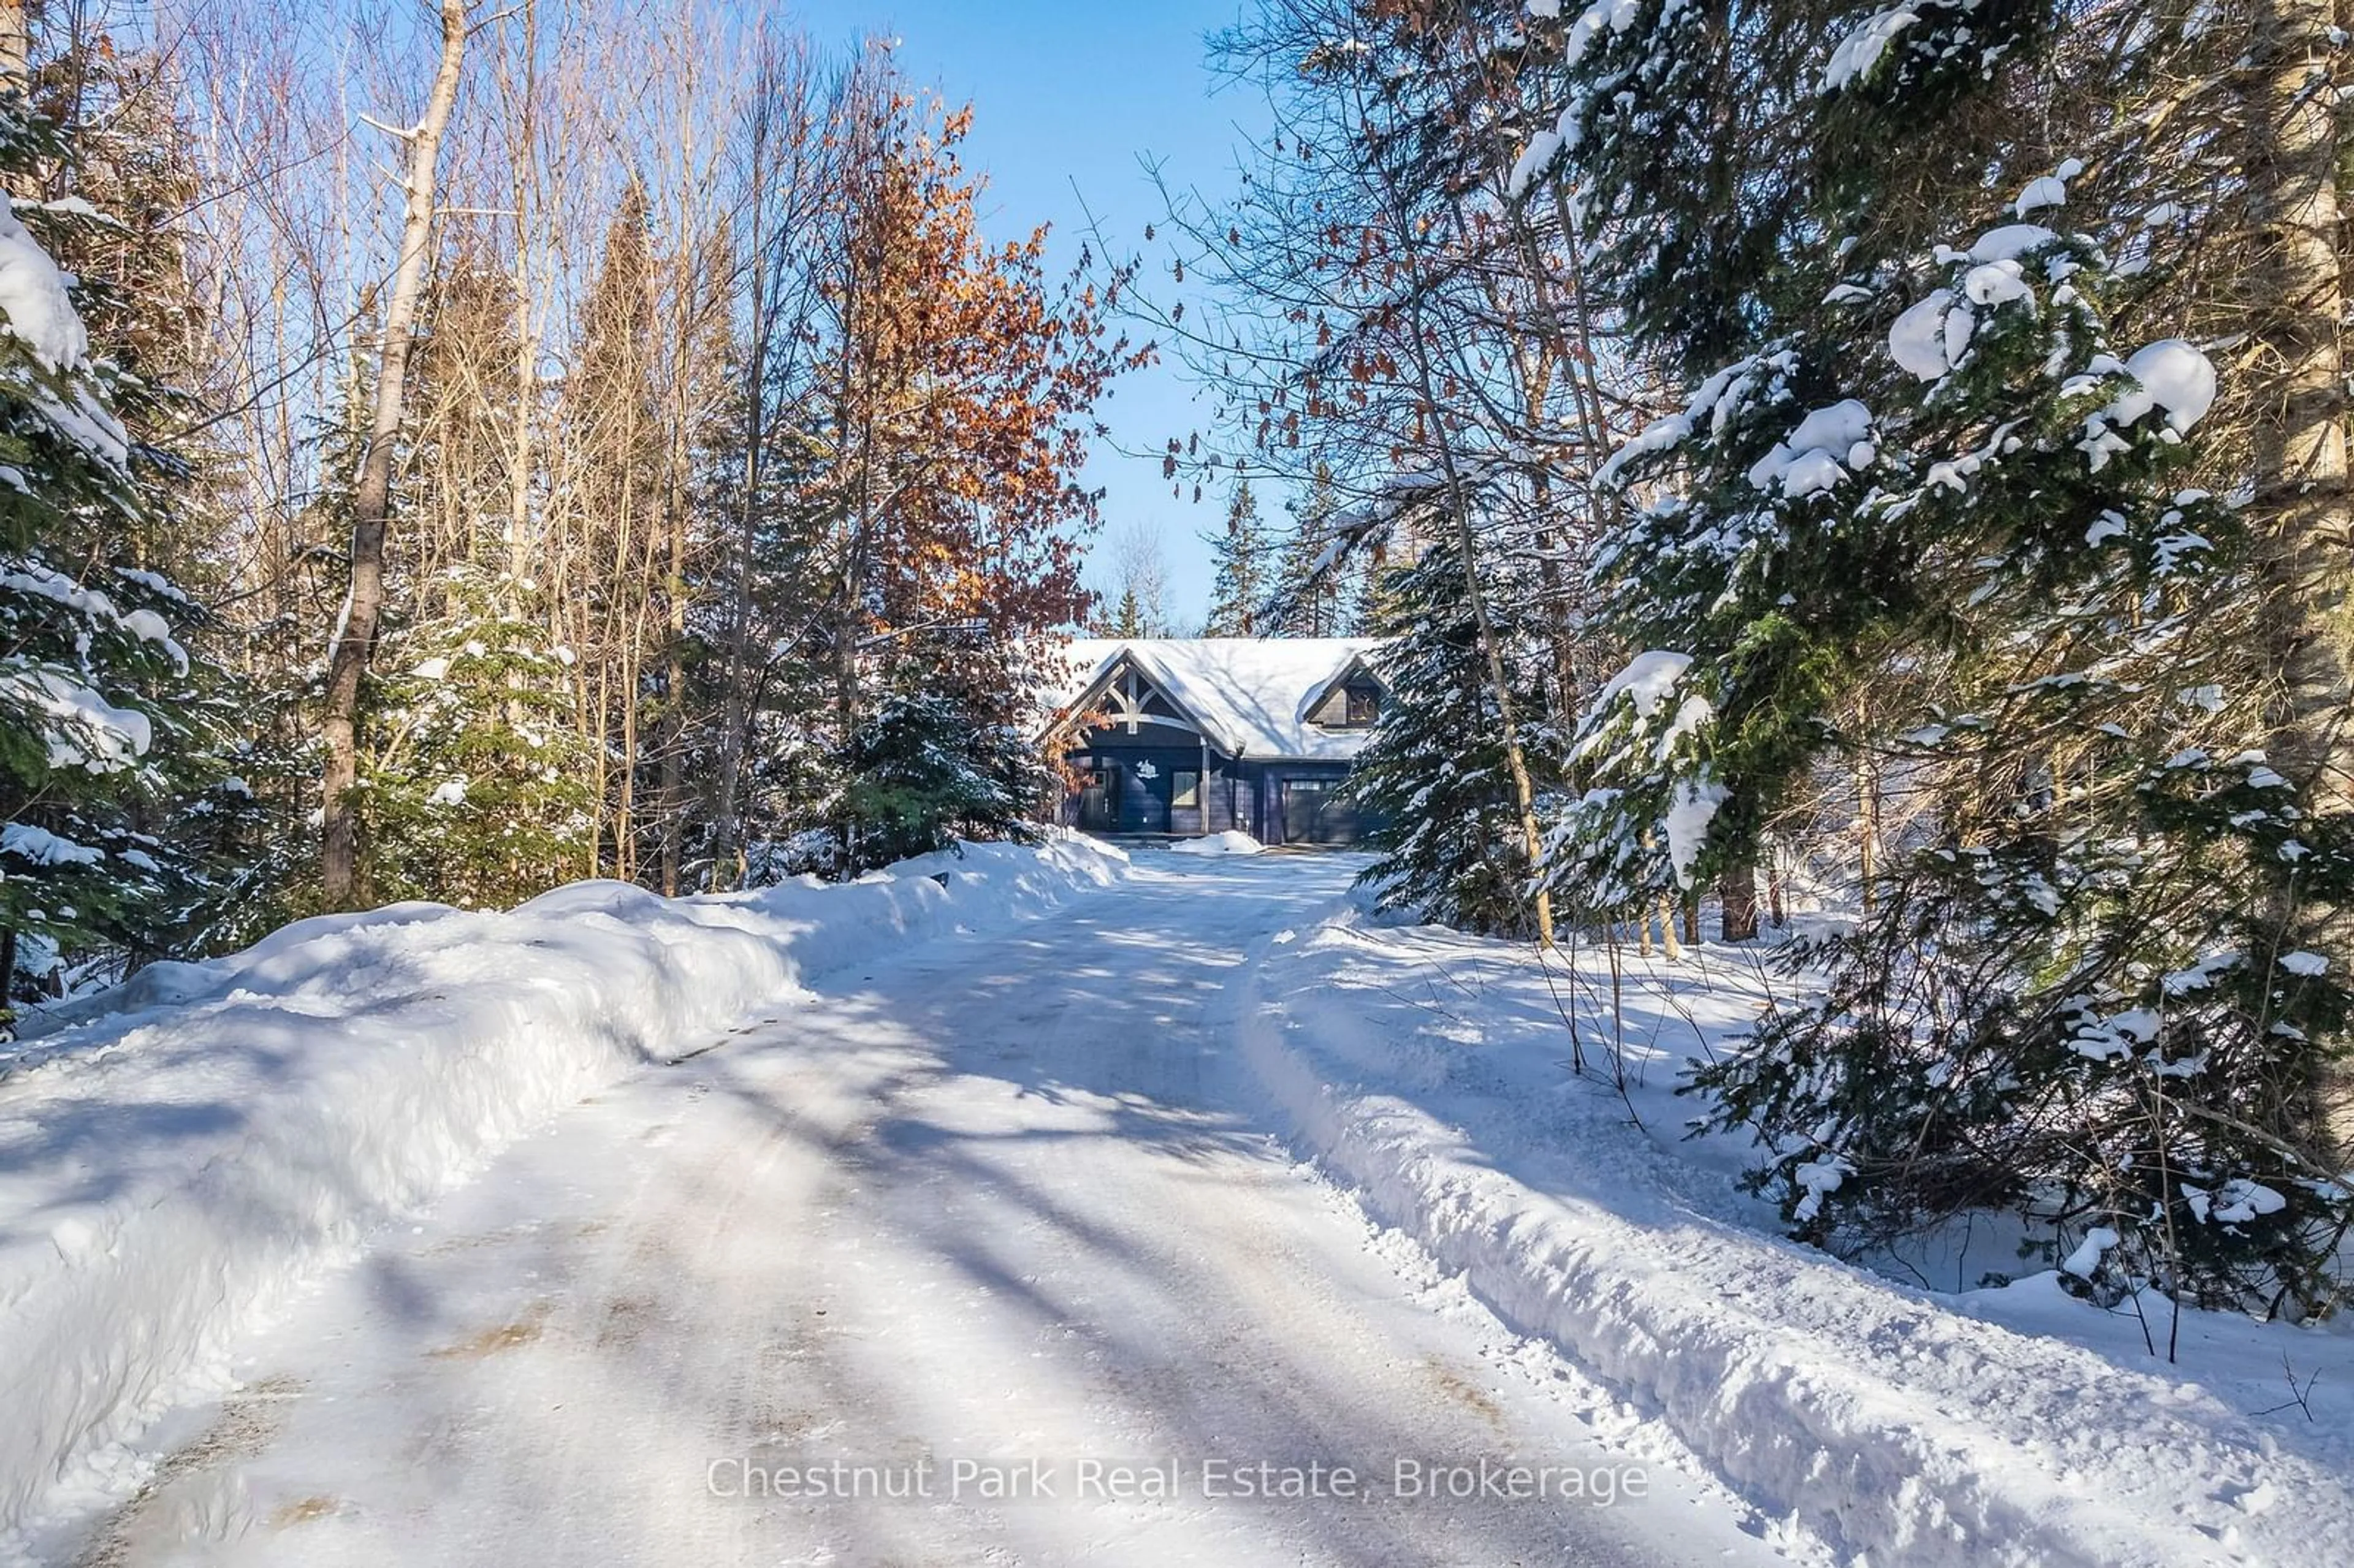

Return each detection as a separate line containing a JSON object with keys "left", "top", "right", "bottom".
{"left": 74, "top": 856, "right": 1786, "bottom": 1568}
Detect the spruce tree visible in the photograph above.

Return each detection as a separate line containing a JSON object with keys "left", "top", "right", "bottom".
{"left": 565, "top": 179, "right": 674, "bottom": 886}
{"left": 9, "top": 15, "right": 292, "bottom": 978}
{"left": 1268, "top": 465, "right": 1344, "bottom": 637}
{"left": 1344, "top": 545, "right": 1398, "bottom": 639}
{"left": 0, "top": 53, "right": 237, "bottom": 1003}
{"left": 1110, "top": 585, "right": 1145, "bottom": 638}
{"left": 1347, "top": 541, "right": 1553, "bottom": 937}
{"left": 839, "top": 640, "right": 1045, "bottom": 873}
{"left": 1203, "top": 479, "right": 1270, "bottom": 635}
{"left": 345, "top": 254, "right": 596, "bottom": 909}
{"left": 359, "top": 565, "right": 596, "bottom": 910}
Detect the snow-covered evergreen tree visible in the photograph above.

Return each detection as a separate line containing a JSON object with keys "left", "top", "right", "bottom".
{"left": 839, "top": 641, "right": 1046, "bottom": 873}
{"left": 338, "top": 252, "right": 597, "bottom": 910}
{"left": 0, "top": 86, "right": 228, "bottom": 1005}
{"left": 1348, "top": 541, "right": 1553, "bottom": 937}
{"left": 1525, "top": 0, "right": 2354, "bottom": 1314}
{"left": 41, "top": 31, "right": 302, "bottom": 965}
{"left": 1542, "top": 649, "right": 1720, "bottom": 924}
{"left": 359, "top": 565, "right": 595, "bottom": 910}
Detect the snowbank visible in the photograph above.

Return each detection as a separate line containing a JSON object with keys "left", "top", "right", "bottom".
{"left": 0, "top": 835, "right": 1127, "bottom": 1540}
{"left": 1168, "top": 829, "right": 1265, "bottom": 857}
{"left": 1238, "top": 903, "right": 2354, "bottom": 1567}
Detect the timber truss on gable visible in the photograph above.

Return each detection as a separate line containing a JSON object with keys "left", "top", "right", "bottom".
{"left": 1077, "top": 657, "right": 1206, "bottom": 738}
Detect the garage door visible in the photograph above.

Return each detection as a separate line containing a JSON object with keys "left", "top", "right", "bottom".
{"left": 1278, "top": 777, "right": 1361, "bottom": 845}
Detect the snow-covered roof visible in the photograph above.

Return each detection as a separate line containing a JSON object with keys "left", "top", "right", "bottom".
{"left": 1046, "top": 638, "right": 1385, "bottom": 761}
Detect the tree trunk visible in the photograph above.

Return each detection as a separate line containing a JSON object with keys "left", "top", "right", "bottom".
{"left": 1449, "top": 507, "right": 1555, "bottom": 946}
{"left": 319, "top": 0, "right": 467, "bottom": 908}
{"left": 1720, "top": 858, "right": 1759, "bottom": 942}
{"left": 2253, "top": 1, "right": 2353, "bottom": 817}
{"left": 707, "top": 150, "right": 769, "bottom": 893}
{"left": 2251, "top": 0, "right": 2354, "bottom": 1151}
{"left": 1856, "top": 743, "right": 1881, "bottom": 919}
{"left": 0, "top": 3, "right": 25, "bottom": 96}
{"left": 707, "top": 294, "right": 766, "bottom": 891}
{"left": 505, "top": 0, "right": 538, "bottom": 596}
{"left": 658, "top": 435, "right": 687, "bottom": 898}
{"left": 616, "top": 633, "right": 639, "bottom": 883}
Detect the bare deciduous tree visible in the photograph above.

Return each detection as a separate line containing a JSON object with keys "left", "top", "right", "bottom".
{"left": 319, "top": 0, "right": 467, "bottom": 907}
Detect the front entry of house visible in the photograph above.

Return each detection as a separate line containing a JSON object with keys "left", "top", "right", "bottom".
{"left": 1072, "top": 749, "right": 1203, "bottom": 835}
{"left": 1126, "top": 756, "right": 1173, "bottom": 833}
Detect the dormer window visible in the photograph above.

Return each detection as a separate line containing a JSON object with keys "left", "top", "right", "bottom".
{"left": 1308, "top": 670, "right": 1382, "bottom": 729}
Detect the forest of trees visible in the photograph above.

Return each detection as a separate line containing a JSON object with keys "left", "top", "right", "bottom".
{"left": 1147, "top": 0, "right": 2354, "bottom": 1321}
{"left": 0, "top": 0, "right": 1151, "bottom": 994}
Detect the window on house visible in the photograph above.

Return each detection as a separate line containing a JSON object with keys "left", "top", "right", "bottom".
{"left": 1173, "top": 769, "right": 1200, "bottom": 809}
{"left": 1344, "top": 683, "right": 1380, "bottom": 726}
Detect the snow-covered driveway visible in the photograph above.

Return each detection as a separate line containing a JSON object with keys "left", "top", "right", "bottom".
{"left": 70, "top": 854, "right": 1783, "bottom": 1568}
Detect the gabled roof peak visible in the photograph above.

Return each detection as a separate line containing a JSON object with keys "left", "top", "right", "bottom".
{"left": 1048, "top": 637, "right": 1385, "bottom": 761}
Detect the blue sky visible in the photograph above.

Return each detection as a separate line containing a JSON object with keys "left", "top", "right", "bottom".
{"left": 791, "top": 0, "right": 1258, "bottom": 623}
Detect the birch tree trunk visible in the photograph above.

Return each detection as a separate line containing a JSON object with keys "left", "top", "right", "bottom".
{"left": 505, "top": 0, "right": 539, "bottom": 596}
{"left": 319, "top": 0, "right": 467, "bottom": 908}
{"left": 2253, "top": 0, "right": 2353, "bottom": 820}
{"left": 2251, "top": 0, "right": 2353, "bottom": 1149}
{"left": 0, "top": 3, "right": 24, "bottom": 96}
{"left": 658, "top": 430, "right": 688, "bottom": 897}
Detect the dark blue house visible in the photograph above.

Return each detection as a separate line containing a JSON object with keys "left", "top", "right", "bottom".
{"left": 1045, "top": 639, "right": 1385, "bottom": 846}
